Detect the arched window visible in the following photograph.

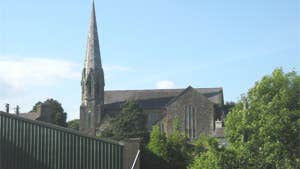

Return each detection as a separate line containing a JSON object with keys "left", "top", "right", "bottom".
{"left": 185, "top": 105, "right": 197, "bottom": 139}
{"left": 95, "top": 82, "right": 99, "bottom": 97}
{"left": 87, "top": 81, "right": 92, "bottom": 97}
{"left": 87, "top": 111, "right": 91, "bottom": 128}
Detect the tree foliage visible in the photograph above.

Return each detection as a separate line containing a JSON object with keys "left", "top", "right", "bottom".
{"left": 101, "top": 101, "right": 147, "bottom": 140}
{"left": 30, "top": 101, "right": 42, "bottom": 113}
{"left": 147, "top": 125, "right": 168, "bottom": 157}
{"left": 146, "top": 117, "right": 189, "bottom": 169}
{"left": 68, "top": 119, "right": 79, "bottom": 131}
{"left": 166, "top": 117, "right": 189, "bottom": 167}
{"left": 188, "top": 136, "right": 239, "bottom": 169}
{"left": 225, "top": 68, "right": 300, "bottom": 168}
{"left": 188, "top": 68, "right": 300, "bottom": 169}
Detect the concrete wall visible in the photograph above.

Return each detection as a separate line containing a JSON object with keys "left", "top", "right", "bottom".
{"left": 120, "top": 138, "right": 141, "bottom": 169}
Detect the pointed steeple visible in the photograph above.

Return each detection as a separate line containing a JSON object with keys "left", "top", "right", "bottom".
{"left": 84, "top": 0, "right": 102, "bottom": 72}
{"left": 80, "top": 1, "right": 105, "bottom": 136}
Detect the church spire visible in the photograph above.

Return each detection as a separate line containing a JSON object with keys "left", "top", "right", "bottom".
{"left": 84, "top": 0, "right": 102, "bottom": 72}
{"left": 80, "top": 1, "right": 105, "bottom": 136}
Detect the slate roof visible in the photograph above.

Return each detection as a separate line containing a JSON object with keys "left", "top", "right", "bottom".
{"left": 104, "top": 87, "right": 223, "bottom": 111}
{"left": 0, "top": 111, "right": 40, "bottom": 120}
{"left": 19, "top": 112, "right": 40, "bottom": 120}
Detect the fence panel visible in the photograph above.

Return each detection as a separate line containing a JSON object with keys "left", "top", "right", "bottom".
{"left": 0, "top": 112, "right": 123, "bottom": 169}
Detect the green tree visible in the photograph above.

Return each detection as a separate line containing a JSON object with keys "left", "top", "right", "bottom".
{"left": 225, "top": 68, "right": 300, "bottom": 168}
{"left": 166, "top": 117, "right": 189, "bottom": 167}
{"left": 68, "top": 119, "right": 79, "bottom": 131}
{"left": 31, "top": 99, "right": 67, "bottom": 127}
{"left": 146, "top": 117, "right": 189, "bottom": 169}
{"left": 223, "top": 101, "right": 235, "bottom": 117}
{"left": 188, "top": 69, "right": 300, "bottom": 169}
{"left": 147, "top": 125, "right": 168, "bottom": 157}
{"left": 30, "top": 101, "right": 42, "bottom": 113}
{"left": 188, "top": 136, "right": 220, "bottom": 169}
{"left": 189, "top": 136, "right": 239, "bottom": 169}
{"left": 102, "top": 101, "right": 147, "bottom": 140}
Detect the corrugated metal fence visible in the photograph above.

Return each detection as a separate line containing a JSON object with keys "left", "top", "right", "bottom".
{"left": 0, "top": 112, "right": 123, "bottom": 169}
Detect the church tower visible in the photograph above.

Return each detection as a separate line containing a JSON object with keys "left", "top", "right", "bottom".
{"left": 80, "top": 1, "right": 105, "bottom": 136}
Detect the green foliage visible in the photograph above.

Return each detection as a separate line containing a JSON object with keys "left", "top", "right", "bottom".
{"left": 101, "top": 101, "right": 147, "bottom": 140}
{"left": 146, "top": 117, "right": 189, "bottom": 169}
{"left": 225, "top": 68, "right": 300, "bottom": 169}
{"left": 147, "top": 125, "right": 167, "bottom": 157}
{"left": 188, "top": 68, "right": 300, "bottom": 169}
{"left": 30, "top": 101, "right": 42, "bottom": 113}
{"left": 192, "top": 134, "right": 218, "bottom": 154}
{"left": 68, "top": 119, "right": 79, "bottom": 131}
{"left": 31, "top": 99, "right": 67, "bottom": 127}
{"left": 189, "top": 136, "right": 239, "bottom": 169}
{"left": 188, "top": 136, "right": 219, "bottom": 169}
{"left": 166, "top": 117, "right": 189, "bottom": 167}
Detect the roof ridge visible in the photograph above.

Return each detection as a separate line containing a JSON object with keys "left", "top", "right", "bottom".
{"left": 165, "top": 86, "right": 193, "bottom": 106}
{"left": 105, "top": 87, "right": 222, "bottom": 92}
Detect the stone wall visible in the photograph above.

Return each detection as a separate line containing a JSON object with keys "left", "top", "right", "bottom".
{"left": 37, "top": 104, "right": 54, "bottom": 123}
{"left": 143, "top": 109, "right": 164, "bottom": 131}
{"left": 164, "top": 87, "right": 215, "bottom": 139}
{"left": 98, "top": 109, "right": 164, "bottom": 133}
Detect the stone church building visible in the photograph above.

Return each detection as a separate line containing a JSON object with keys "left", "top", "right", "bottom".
{"left": 80, "top": 1, "right": 224, "bottom": 139}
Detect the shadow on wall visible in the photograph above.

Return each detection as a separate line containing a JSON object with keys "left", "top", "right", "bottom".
{"left": 0, "top": 139, "right": 49, "bottom": 169}
{"left": 140, "top": 148, "right": 169, "bottom": 169}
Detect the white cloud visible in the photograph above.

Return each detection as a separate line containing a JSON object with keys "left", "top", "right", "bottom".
{"left": 0, "top": 57, "right": 80, "bottom": 90}
{"left": 156, "top": 80, "right": 176, "bottom": 89}
{"left": 0, "top": 56, "right": 133, "bottom": 93}
{"left": 0, "top": 56, "right": 133, "bottom": 117}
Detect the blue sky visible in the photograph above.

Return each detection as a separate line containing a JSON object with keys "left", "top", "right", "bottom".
{"left": 0, "top": 0, "right": 299, "bottom": 120}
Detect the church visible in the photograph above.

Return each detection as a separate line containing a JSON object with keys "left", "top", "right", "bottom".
{"left": 80, "top": 1, "right": 224, "bottom": 139}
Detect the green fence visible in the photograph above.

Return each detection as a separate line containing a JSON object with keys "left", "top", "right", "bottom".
{"left": 0, "top": 112, "right": 123, "bottom": 169}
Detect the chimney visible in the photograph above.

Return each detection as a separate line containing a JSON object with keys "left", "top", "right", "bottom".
{"left": 5, "top": 103, "right": 9, "bottom": 113}
{"left": 36, "top": 103, "right": 43, "bottom": 115}
{"left": 15, "top": 105, "right": 20, "bottom": 116}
